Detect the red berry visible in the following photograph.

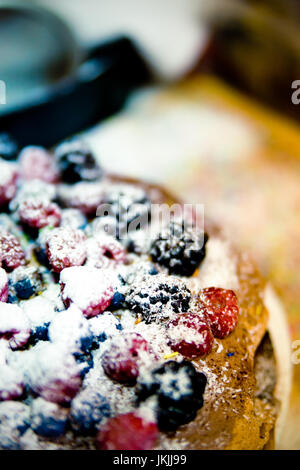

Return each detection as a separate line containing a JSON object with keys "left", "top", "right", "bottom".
{"left": 0, "top": 364, "right": 24, "bottom": 401}
{"left": 97, "top": 413, "right": 158, "bottom": 450}
{"left": 86, "top": 233, "right": 126, "bottom": 269}
{"left": 0, "top": 230, "right": 25, "bottom": 271}
{"left": 27, "top": 343, "right": 81, "bottom": 404}
{"left": 0, "top": 160, "right": 18, "bottom": 206}
{"left": 46, "top": 227, "right": 87, "bottom": 273}
{"left": 18, "top": 146, "right": 59, "bottom": 183}
{"left": 0, "top": 303, "right": 30, "bottom": 350}
{"left": 60, "top": 266, "right": 114, "bottom": 318}
{"left": 102, "top": 332, "right": 152, "bottom": 384}
{"left": 58, "top": 182, "right": 104, "bottom": 216}
{"left": 166, "top": 313, "right": 214, "bottom": 358}
{"left": 18, "top": 198, "right": 61, "bottom": 229}
{"left": 0, "top": 268, "right": 8, "bottom": 302}
{"left": 199, "top": 287, "right": 239, "bottom": 339}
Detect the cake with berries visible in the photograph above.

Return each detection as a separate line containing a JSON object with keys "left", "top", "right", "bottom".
{"left": 0, "top": 134, "right": 290, "bottom": 450}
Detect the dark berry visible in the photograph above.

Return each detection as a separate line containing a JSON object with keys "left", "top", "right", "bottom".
{"left": 55, "top": 139, "right": 102, "bottom": 183}
{"left": 71, "top": 389, "right": 110, "bottom": 435}
{"left": 30, "top": 398, "right": 68, "bottom": 438}
{"left": 96, "top": 184, "right": 151, "bottom": 239}
{"left": 97, "top": 412, "right": 158, "bottom": 450}
{"left": 150, "top": 220, "right": 208, "bottom": 277}
{"left": 199, "top": 287, "right": 239, "bottom": 339}
{"left": 89, "top": 313, "right": 122, "bottom": 347}
{"left": 0, "top": 402, "right": 30, "bottom": 449}
{"left": 46, "top": 227, "right": 87, "bottom": 273}
{"left": 18, "top": 146, "right": 59, "bottom": 183}
{"left": 0, "top": 133, "right": 18, "bottom": 161}
{"left": 126, "top": 273, "right": 191, "bottom": 324}
{"left": 166, "top": 313, "right": 214, "bottom": 358}
{"left": 136, "top": 360, "right": 207, "bottom": 432}
{"left": 0, "top": 230, "right": 25, "bottom": 271}
{"left": 75, "top": 352, "right": 94, "bottom": 378}
{"left": 10, "top": 266, "right": 44, "bottom": 300}
{"left": 109, "top": 291, "right": 125, "bottom": 311}
{"left": 101, "top": 332, "right": 153, "bottom": 385}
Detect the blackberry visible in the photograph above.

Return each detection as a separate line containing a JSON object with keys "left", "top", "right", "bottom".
{"left": 97, "top": 184, "right": 151, "bottom": 239}
{"left": 0, "top": 133, "right": 18, "bottom": 161}
{"left": 126, "top": 273, "right": 191, "bottom": 324}
{"left": 71, "top": 389, "right": 110, "bottom": 435}
{"left": 54, "top": 138, "right": 102, "bottom": 184}
{"left": 136, "top": 360, "right": 207, "bottom": 432}
{"left": 150, "top": 221, "right": 209, "bottom": 277}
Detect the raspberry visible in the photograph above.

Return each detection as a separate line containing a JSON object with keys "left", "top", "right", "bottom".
{"left": 86, "top": 233, "right": 126, "bottom": 269}
{"left": 60, "top": 208, "right": 87, "bottom": 230}
{"left": 46, "top": 227, "right": 87, "bottom": 273}
{"left": 137, "top": 360, "right": 207, "bottom": 431}
{"left": 0, "top": 133, "right": 18, "bottom": 161}
{"left": 58, "top": 182, "right": 104, "bottom": 216}
{"left": 26, "top": 342, "right": 81, "bottom": 404}
{"left": 0, "top": 365, "right": 24, "bottom": 401}
{"left": 18, "top": 198, "right": 61, "bottom": 230}
{"left": 0, "top": 268, "right": 8, "bottom": 302}
{"left": 0, "top": 230, "right": 25, "bottom": 271}
{"left": 54, "top": 138, "right": 102, "bottom": 183}
{"left": 97, "top": 183, "right": 151, "bottom": 239}
{"left": 166, "top": 313, "right": 214, "bottom": 358}
{"left": 0, "top": 303, "right": 30, "bottom": 350}
{"left": 60, "top": 266, "right": 115, "bottom": 318}
{"left": 126, "top": 273, "right": 191, "bottom": 324}
{"left": 199, "top": 287, "right": 239, "bottom": 339}
{"left": 97, "top": 413, "right": 158, "bottom": 450}
{"left": 0, "top": 160, "right": 18, "bottom": 207}
{"left": 18, "top": 146, "right": 59, "bottom": 184}
{"left": 102, "top": 332, "right": 153, "bottom": 385}
{"left": 150, "top": 220, "right": 208, "bottom": 277}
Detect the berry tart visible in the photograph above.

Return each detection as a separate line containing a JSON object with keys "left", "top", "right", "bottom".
{"left": 0, "top": 135, "right": 290, "bottom": 450}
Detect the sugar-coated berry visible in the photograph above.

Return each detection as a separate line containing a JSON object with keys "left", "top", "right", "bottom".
{"left": 0, "top": 303, "right": 30, "bottom": 350}
{"left": 0, "top": 230, "right": 25, "bottom": 272}
{"left": 150, "top": 220, "right": 208, "bottom": 277}
{"left": 71, "top": 388, "right": 110, "bottom": 435}
{"left": 10, "top": 266, "right": 44, "bottom": 300}
{"left": 199, "top": 287, "right": 239, "bottom": 339}
{"left": 30, "top": 398, "right": 68, "bottom": 438}
{"left": 0, "top": 160, "right": 18, "bottom": 207}
{"left": 109, "top": 291, "right": 125, "bottom": 311}
{"left": 46, "top": 227, "right": 87, "bottom": 273}
{"left": 60, "top": 266, "right": 115, "bottom": 318}
{"left": 57, "top": 182, "right": 104, "bottom": 216}
{"left": 0, "top": 133, "right": 18, "bottom": 161}
{"left": 97, "top": 412, "right": 158, "bottom": 450}
{"left": 0, "top": 364, "right": 24, "bottom": 401}
{"left": 88, "top": 312, "right": 122, "bottom": 346}
{"left": 86, "top": 233, "right": 126, "bottom": 269}
{"left": 54, "top": 138, "right": 102, "bottom": 184}
{"left": 18, "top": 198, "right": 61, "bottom": 230}
{"left": 101, "top": 332, "right": 153, "bottom": 385}
{"left": 0, "top": 268, "right": 8, "bottom": 302}
{"left": 18, "top": 146, "right": 59, "bottom": 183}
{"left": 26, "top": 343, "right": 81, "bottom": 404}
{"left": 166, "top": 313, "right": 214, "bottom": 358}
{"left": 0, "top": 401, "right": 30, "bottom": 449}
{"left": 137, "top": 360, "right": 207, "bottom": 432}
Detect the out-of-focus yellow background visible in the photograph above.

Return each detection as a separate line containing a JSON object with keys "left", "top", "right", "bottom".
{"left": 27, "top": 0, "right": 300, "bottom": 449}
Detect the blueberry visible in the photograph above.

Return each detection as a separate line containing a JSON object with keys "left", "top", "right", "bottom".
{"left": 71, "top": 389, "right": 110, "bottom": 435}
{"left": 54, "top": 138, "right": 102, "bottom": 184}
{"left": 137, "top": 360, "right": 207, "bottom": 432}
{"left": 30, "top": 324, "right": 50, "bottom": 344}
{"left": 0, "top": 402, "right": 30, "bottom": 449}
{"left": 30, "top": 398, "right": 68, "bottom": 438}
{"left": 0, "top": 133, "right": 19, "bottom": 161}
{"left": 110, "top": 291, "right": 125, "bottom": 311}
{"left": 15, "top": 278, "right": 35, "bottom": 300}
{"left": 75, "top": 352, "right": 94, "bottom": 379}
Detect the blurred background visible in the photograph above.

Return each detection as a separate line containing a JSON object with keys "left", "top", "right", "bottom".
{"left": 1, "top": 0, "right": 300, "bottom": 448}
